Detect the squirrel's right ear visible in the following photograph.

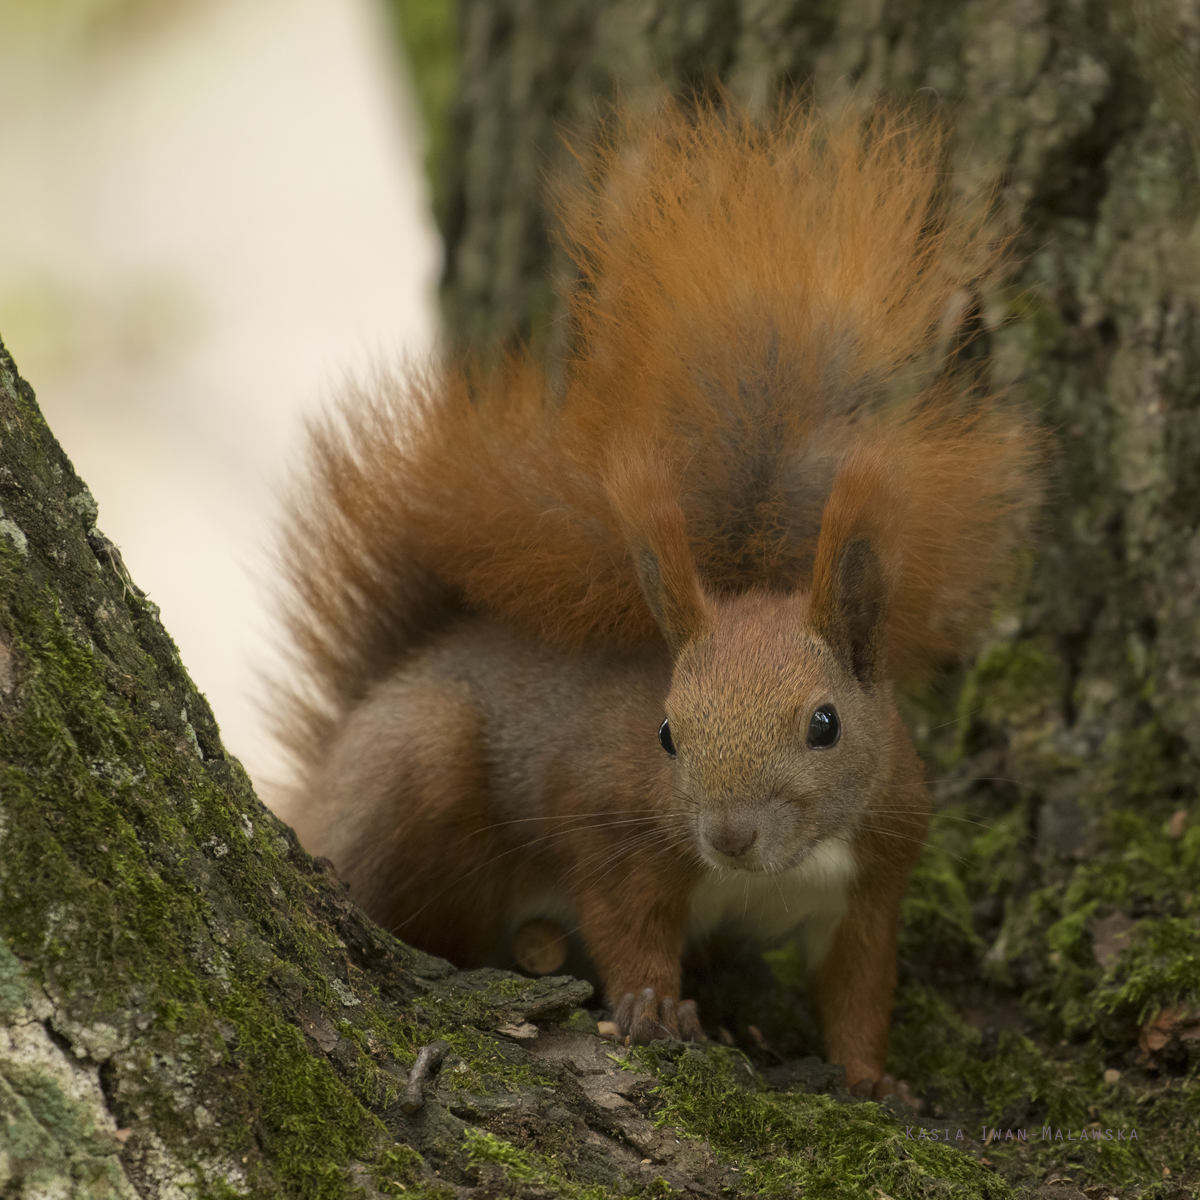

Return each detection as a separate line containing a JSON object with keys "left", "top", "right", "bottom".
{"left": 605, "top": 454, "right": 711, "bottom": 656}
{"left": 632, "top": 537, "right": 710, "bottom": 657}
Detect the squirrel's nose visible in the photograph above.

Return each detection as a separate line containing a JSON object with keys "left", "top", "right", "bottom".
{"left": 709, "top": 825, "right": 758, "bottom": 858}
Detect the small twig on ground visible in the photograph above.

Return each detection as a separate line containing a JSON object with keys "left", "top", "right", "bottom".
{"left": 401, "top": 1040, "right": 451, "bottom": 1114}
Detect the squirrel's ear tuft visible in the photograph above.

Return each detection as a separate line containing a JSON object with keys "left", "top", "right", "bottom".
{"left": 816, "top": 537, "right": 888, "bottom": 683}
{"left": 633, "top": 538, "right": 710, "bottom": 657}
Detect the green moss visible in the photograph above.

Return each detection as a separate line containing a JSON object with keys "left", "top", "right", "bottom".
{"left": 963, "top": 805, "right": 1029, "bottom": 903}
{"left": 359, "top": 999, "right": 553, "bottom": 1097}
{"left": 648, "top": 1047, "right": 1008, "bottom": 1199}
{"left": 975, "top": 802, "right": 1200, "bottom": 1039}
{"left": 887, "top": 984, "right": 1188, "bottom": 1186}
{"left": 888, "top": 983, "right": 980, "bottom": 1103}
{"left": 899, "top": 821, "right": 984, "bottom": 975}
{"left": 762, "top": 941, "right": 805, "bottom": 990}
{"left": 1095, "top": 917, "right": 1200, "bottom": 1024}
{"left": 952, "top": 638, "right": 1063, "bottom": 761}
{"left": 0, "top": 935, "right": 27, "bottom": 1017}
{"left": 461, "top": 1127, "right": 608, "bottom": 1199}
{"left": 1093, "top": 720, "right": 1189, "bottom": 812}
{"left": 373, "top": 1143, "right": 441, "bottom": 1196}
{"left": 226, "top": 1001, "right": 385, "bottom": 1195}
{"left": 891, "top": 983, "right": 1080, "bottom": 1122}
{"left": 880, "top": 685, "right": 1200, "bottom": 1190}
{"left": 564, "top": 1008, "right": 600, "bottom": 1034}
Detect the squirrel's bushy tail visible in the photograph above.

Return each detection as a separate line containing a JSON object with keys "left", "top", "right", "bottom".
{"left": 270, "top": 98, "right": 1041, "bottom": 776}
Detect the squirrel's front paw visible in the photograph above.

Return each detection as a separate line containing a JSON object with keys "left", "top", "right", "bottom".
{"left": 612, "top": 988, "right": 704, "bottom": 1044}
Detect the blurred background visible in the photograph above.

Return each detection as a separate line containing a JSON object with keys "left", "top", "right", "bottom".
{"left": 0, "top": 0, "right": 449, "bottom": 788}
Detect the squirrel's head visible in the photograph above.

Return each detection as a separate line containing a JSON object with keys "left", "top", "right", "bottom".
{"left": 628, "top": 483, "right": 897, "bottom": 874}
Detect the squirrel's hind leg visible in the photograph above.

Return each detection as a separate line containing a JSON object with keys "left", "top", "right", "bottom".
{"left": 296, "top": 673, "right": 508, "bottom": 967}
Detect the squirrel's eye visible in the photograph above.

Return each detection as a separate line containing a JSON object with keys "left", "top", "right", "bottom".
{"left": 807, "top": 705, "right": 840, "bottom": 749}
{"left": 658, "top": 718, "right": 676, "bottom": 757}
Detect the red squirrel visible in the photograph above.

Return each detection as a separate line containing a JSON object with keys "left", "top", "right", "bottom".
{"left": 269, "top": 100, "right": 1040, "bottom": 1096}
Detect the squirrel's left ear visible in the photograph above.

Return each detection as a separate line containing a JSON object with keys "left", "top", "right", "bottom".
{"left": 811, "top": 537, "right": 888, "bottom": 684}
{"left": 809, "top": 452, "right": 897, "bottom": 684}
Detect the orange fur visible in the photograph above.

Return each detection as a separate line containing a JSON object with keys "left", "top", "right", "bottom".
{"left": 271, "top": 100, "right": 1037, "bottom": 775}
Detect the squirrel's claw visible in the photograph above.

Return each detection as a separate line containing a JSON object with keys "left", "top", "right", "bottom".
{"left": 675, "top": 999, "right": 704, "bottom": 1042}
{"left": 613, "top": 988, "right": 704, "bottom": 1044}
{"left": 847, "top": 1073, "right": 922, "bottom": 1109}
{"left": 869, "top": 1074, "right": 920, "bottom": 1108}
{"left": 891, "top": 1078, "right": 922, "bottom": 1111}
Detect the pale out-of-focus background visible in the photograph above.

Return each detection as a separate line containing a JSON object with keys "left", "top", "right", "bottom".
{"left": 0, "top": 0, "right": 442, "bottom": 787}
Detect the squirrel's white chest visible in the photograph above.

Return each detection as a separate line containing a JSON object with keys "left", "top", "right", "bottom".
{"left": 685, "top": 838, "right": 856, "bottom": 967}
